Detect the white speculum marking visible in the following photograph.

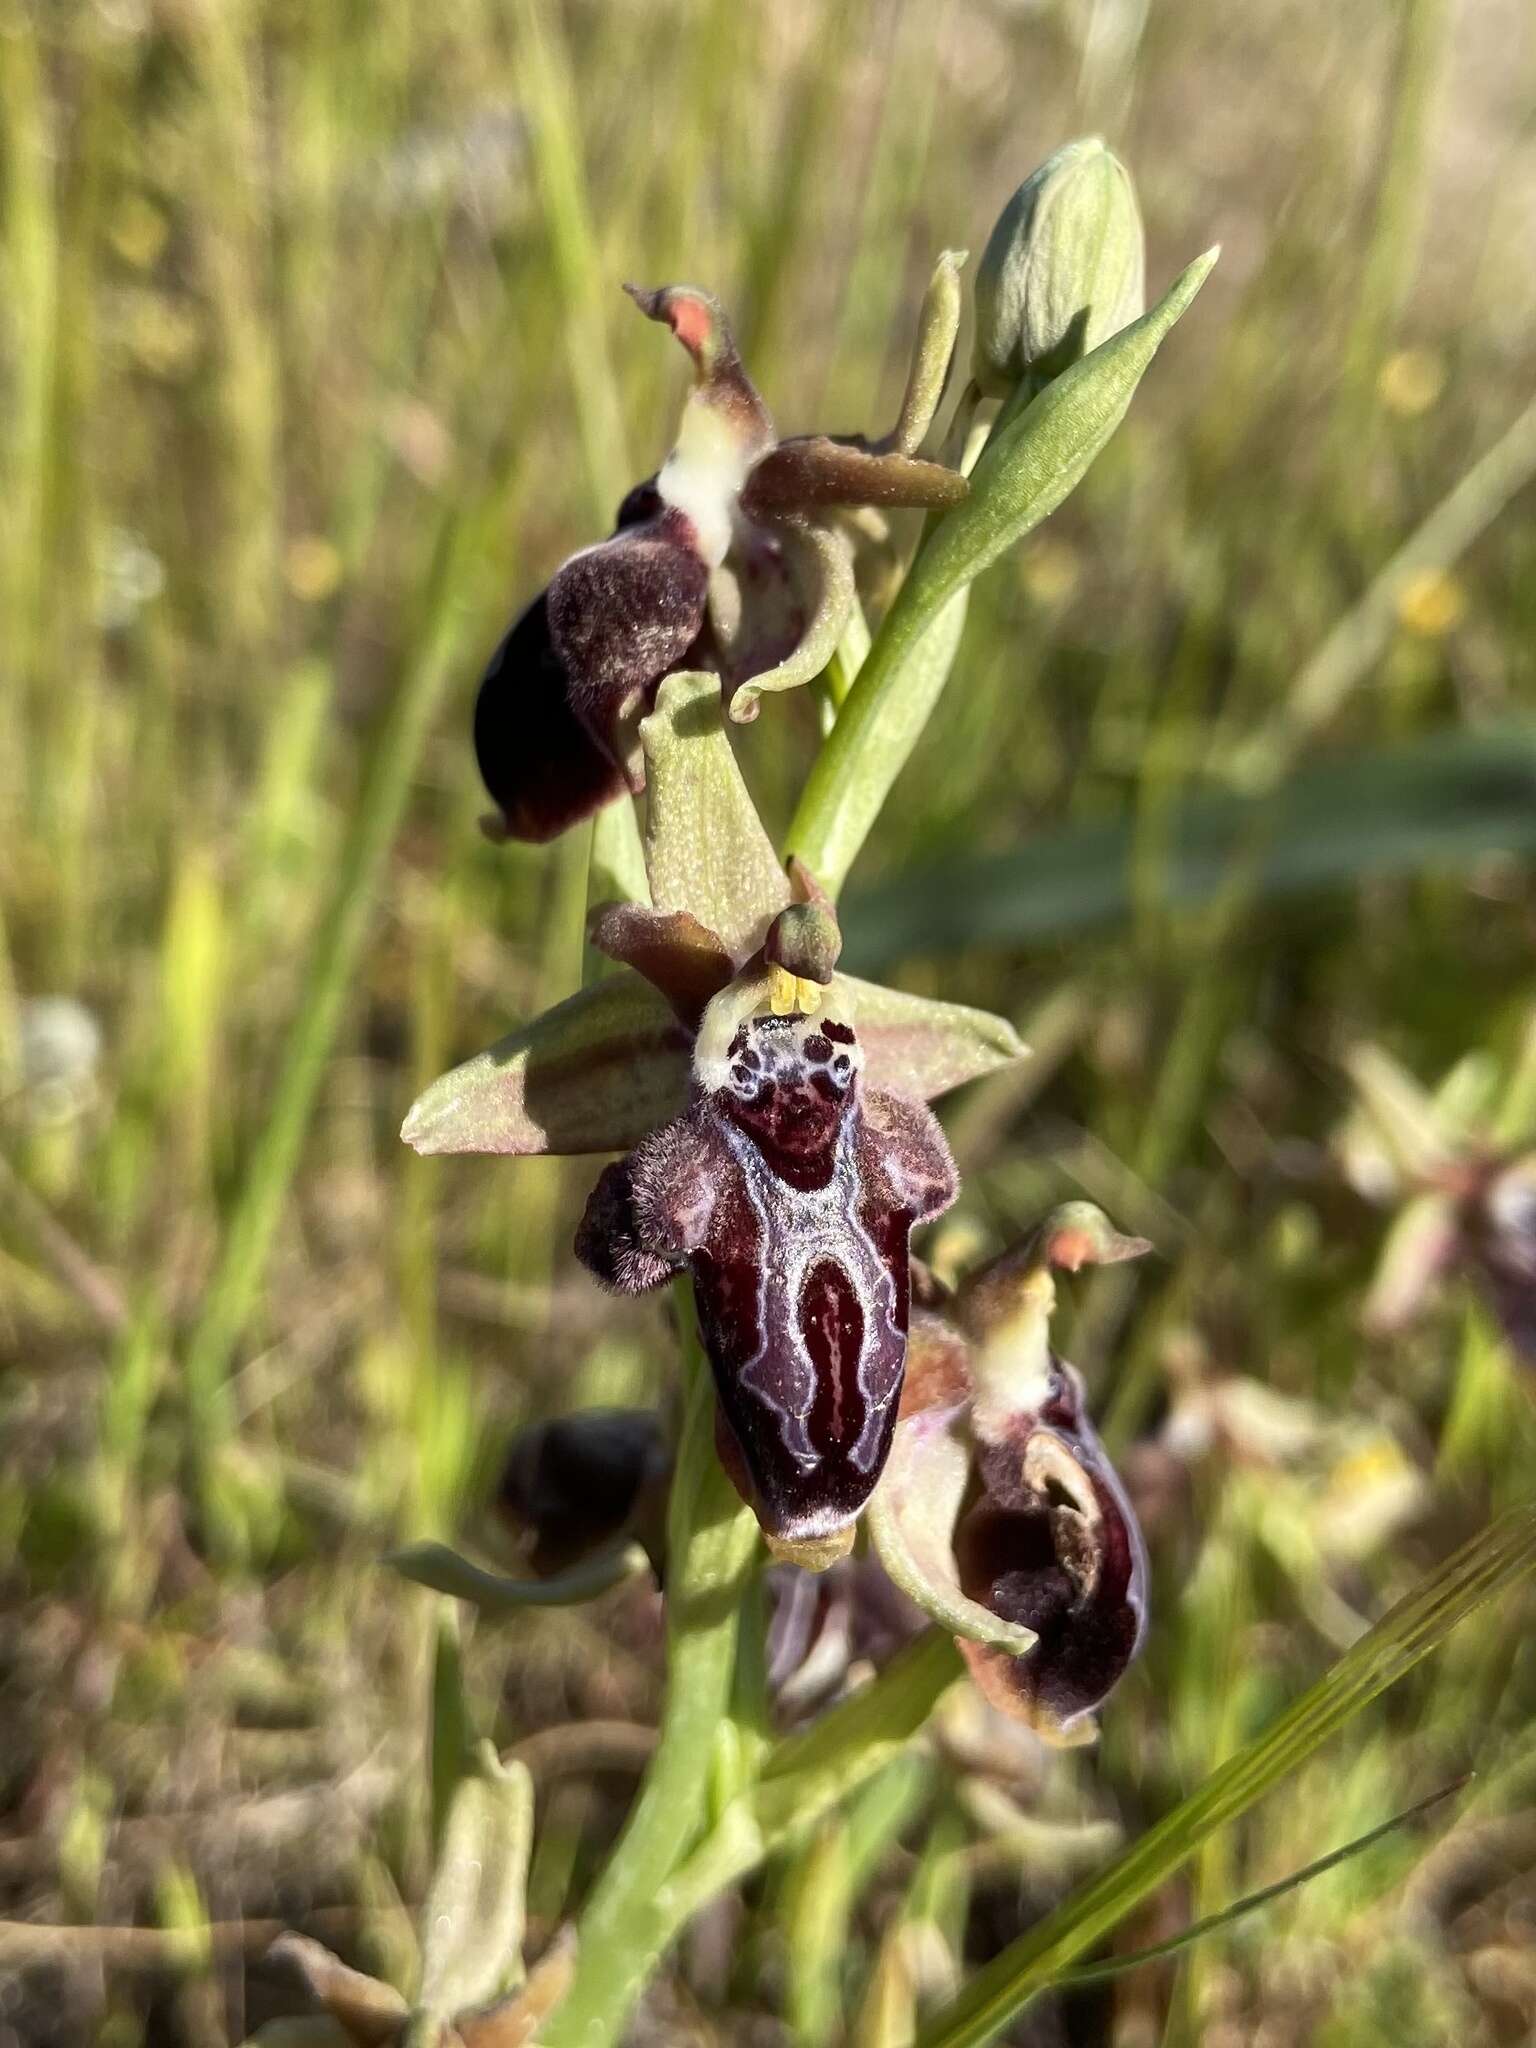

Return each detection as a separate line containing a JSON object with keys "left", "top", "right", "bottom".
{"left": 720, "top": 1104, "right": 904, "bottom": 1484}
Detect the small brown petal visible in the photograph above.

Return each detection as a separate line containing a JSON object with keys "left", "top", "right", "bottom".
{"left": 455, "top": 1929, "right": 579, "bottom": 2048}
{"left": 742, "top": 436, "right": 967, "bottom": 516}
{"left": 264, "top": 1934, "right": 408, "bottom": 2046}
{"left": 587, "top": 902, "right": 736, "bottom": 1027}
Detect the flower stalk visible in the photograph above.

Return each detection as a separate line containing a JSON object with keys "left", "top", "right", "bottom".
{"left": 542, "top": 1288, "right": 759, "bottom": 2048}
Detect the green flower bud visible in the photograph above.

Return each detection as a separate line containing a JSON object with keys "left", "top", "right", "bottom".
{"left": 972, "top": 137, "right": 1145, "bottom": 398}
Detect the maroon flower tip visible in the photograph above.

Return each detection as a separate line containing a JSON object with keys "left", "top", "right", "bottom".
{"left": 474, "top": 591, "right": 632, "bottom": 844}
{"left": 958, "top": 1369, "right": 1148, "bottom": 1739}
{"left": 587, "top": 903, "right": 736, "bottom": 1028}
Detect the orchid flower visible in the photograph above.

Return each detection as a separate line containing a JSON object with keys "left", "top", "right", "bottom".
{"left": 1339, "top": 1029, "right": 1536, "bottom": 1370}
{"left": 473, "top": 261, "right": 968, "bottom": 843}
{"left": 405, "top": 669, "right": 1025, "bottom": 1559}
{"left": 868, "top": 1202, "right": 1151, "bottom": 1745}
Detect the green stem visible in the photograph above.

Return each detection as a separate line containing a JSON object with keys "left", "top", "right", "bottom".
{"left": 788, "top": 577, "right": 968, "bottom": 897}
{"left": 542, "top": 1293, "right": 759, "bottom": 2048}
{"left": 658, "top": 1629, "right": 962, "bottom": 1932}
{"left": 550, "top": 1629, "right": 960, "bottom": 2030}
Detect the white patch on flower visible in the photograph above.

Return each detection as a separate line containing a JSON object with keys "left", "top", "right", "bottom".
{"left": 658, "top": 403, "right": 755, "bottom": 568}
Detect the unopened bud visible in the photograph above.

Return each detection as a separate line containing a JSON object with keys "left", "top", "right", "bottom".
{"left": 972, "top": 138, "right": 1145, "bottom": 398}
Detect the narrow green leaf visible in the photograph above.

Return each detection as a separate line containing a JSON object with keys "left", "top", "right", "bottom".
{"left": 784, "top": 1820, "right": 856, "bottom": 2047}
{"left": 915, "top": 1505, "right": 1536, "bottom": 2048}
{"left": 787, "top": 590, "right": 967, "bottom": 898}
{"left": 386, "top": 1540, "right": 650, "bottom": 1611}
{"left": 656, "top": 1631, "right": 964, "bottom": 1937}
{"left": 925, "top": 247, "right": 1216, "bottom": 599}
{"left": 890, "top": 248, "right": 968, "bottom": 456}
{"left": 789, "top": 251, "right": 1217, "bottom": 895}
{"left": 756, "top": 1631, "right": 961, "bottom": 1844}
{"left": 840, "top": 727, "right": 1536, "bottom": 970}
{"left": 417, "top": 1744, "right": 535, "bottom": 2021}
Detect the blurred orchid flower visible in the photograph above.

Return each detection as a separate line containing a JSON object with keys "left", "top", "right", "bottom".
{"left": 868, "top": 1202, "right": 1151, "bottom": 1746}
{"left": 474, "top": 264, "right": 968, "bottom": 842}
{"left": 1339, "top": 1027, "right": 1536, "bottom": 1370}
{"left": 405, "top": 670, "right": 1024, "bottom": 1561}
{"left": 494, "top": 1407, "right": 671, "bottom": 1580}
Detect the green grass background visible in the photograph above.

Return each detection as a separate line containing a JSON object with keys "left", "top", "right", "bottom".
{"left": 2, "top": 0, "right": 1535, "bottom": 2041}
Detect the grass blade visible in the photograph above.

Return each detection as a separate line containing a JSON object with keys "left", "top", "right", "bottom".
{"left": 1055, "top": 1776, "right": 1468, "bottom": 1988}
{"left": 181, "top": 511, "right": 477, "bottom": 1554}
{"left": 915, "top": 1505, "right": 1536, "bottom": 2048}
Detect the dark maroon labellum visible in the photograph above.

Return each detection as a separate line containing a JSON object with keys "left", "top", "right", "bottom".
{"left": 475, "top": 501, "right": 709, "bottom": 844}
{"left": 474, "top": 591, "right": 630, "bottom": 844}
{"left": 576, "top": 1007, "right": 956, "bottom": 1543}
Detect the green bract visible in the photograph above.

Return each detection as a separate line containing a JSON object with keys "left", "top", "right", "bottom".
{"left": 789, "top": 246, "right": 1218, "bottom": 895}
{"left": 254, "top": 1747, "right": 565, "bottom": 2047}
